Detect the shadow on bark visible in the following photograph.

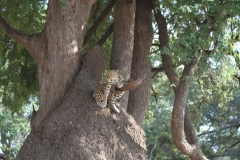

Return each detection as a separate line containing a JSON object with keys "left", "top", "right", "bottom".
{"left": 17, "top": 45, "right": 146, "bottom": 160}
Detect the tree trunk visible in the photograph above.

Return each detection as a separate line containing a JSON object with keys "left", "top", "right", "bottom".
{"left": 127, "top": 0, "right": 153, "bottom": 125}
{"left": 31, "top": 0, "right": 96, "bottom": 129}
{"left": 16, "top": 45, "right": 147, "bottom": 160}
{"left": 172, "top": 76, "right": 208, "bottom": 160}
{"left": 151, "top": 1, "right": 209, "bottom": 159}
{"left": 110, "top": 0, "right": 136, "bottom": 110}
{"left": 184, "top": 105, "right": 201, "bottom": 148}
{"left": 0, "top": 0, "right": 148, "bottom": 158}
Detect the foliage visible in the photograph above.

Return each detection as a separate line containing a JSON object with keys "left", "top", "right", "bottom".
{"left": 0, "top": 0, "right": 240, "bottom": 159}
{"left": 200, "top": 93, "right": 240, "bottom": 159}
{"left": 143, "top": 0, "right": 240, "bottom": 159}
{"left": 0, "top": 0, "right": 46, "bottom": 112}
{"left": 143, "top": 74, "right": 188, "bottom": 159}
{"left": 0, "top": 105, "right": 31, "bottom": 159}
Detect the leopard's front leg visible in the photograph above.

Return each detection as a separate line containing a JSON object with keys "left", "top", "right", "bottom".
{"left": 110, "top": 91, "right": 124, "bottom": 113}
{"left": 93, "top": 83, "right": 112, "bottom": 108}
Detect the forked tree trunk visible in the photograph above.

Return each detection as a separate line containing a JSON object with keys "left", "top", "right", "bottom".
{"left": 16, "top": 45, "right": 147, "bottom": 159}
{"left": 152, "top": 2, "right": 209, "bottom": 159}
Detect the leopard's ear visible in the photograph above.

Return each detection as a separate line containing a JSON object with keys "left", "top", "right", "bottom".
{"left": 117, "top": 70, "right": 121, "bottom": 74}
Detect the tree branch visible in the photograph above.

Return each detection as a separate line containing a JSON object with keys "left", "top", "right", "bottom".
{"left": 83, "top": 0, "right": 116, "bottom": 46}
{"left": 0, "top": 15, "right": 44, "bottom": 64}
{"left": 151, "top": 67, "right": 164, "bottom": 73}
{"left": 184, "top": 105, "right": 201, "bottom": 147}
{"left": 116, "top": 74, "right": 147, "bottom": 91}
{"left": 223, "top": 139, "right": 240, "bottom": 155}
{"left": 0, "top": 153, "right": 7, "bottom": 160}
{"left": 182, "top": 52, "right": 202, "bottom": 78}
{"left": 197, "top": 122, "right": 240, "bottom": 137}
{"left": 153, "top": 9, "right": 180, "bottom": 88}
{"left": 0, "top": 15, "right": 31, "bottom": 40}
{"left": 97, "top": 22, "right": 114, "bottom": 46}
{"left": 151, "top": 67, "right": 164, "bottom": 78}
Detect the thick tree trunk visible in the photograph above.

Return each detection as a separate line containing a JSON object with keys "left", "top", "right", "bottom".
{"left": 0, "top": 0, "right": 94, "bottom": 129}
{"left": 16, "top": 45, "right": 147, "bottom": 160}
{"left": 32, "top": 0, "right": 95, "bottom": 128}
{"left": 1, "top": 0, "right": 148, "bottom": 159}
{"left": 127, "top": 0, "right": 153, "bottom": 125}
{"left": 110, "top": 0, "right": 136, "bottom": 110}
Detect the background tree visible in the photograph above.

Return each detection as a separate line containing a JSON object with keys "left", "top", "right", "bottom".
{"left": 0, "top": 105, "right": 30, "bottom": 160}
{"left": 0, "top": 0, "right": 240, "bottom": 159}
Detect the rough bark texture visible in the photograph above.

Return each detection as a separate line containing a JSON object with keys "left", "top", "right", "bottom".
{"left": 110, "top": 0, "right": 136, "bottom": 110}
{"left": 172, "top": 77, "right": 207, "bottom": 160}
{"left": 184, "top": 105, "right": 201, "bottom": 148}
{"left": 33, "top": 0, "right": 95, "bottom": 128}
{"left": 1, "top": 0, "right": 148, "bottom": 159}
{"left": 170, "top": 55, "right": 208, "bottom": 160}
{"left": 16, "top": 45, "right": 147, "bottom": 160}
{"left": 127, "top": 0, "right": 153, "bottom": 125}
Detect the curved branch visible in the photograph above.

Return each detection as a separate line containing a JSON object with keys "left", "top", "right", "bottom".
{"left": 153, "top": 9, "right": 179, "bottom": 88}
{"left": 117, "top": 74, "right": 147, "bottom": 91}
{"left": 182, "top": 52, "right": 202, "bottom": 78}
{"left": 0, "top": 15, "right": 31, "bottom": 40}
{"left": 184, "top": 105, "right": 201, "bottom": 147}
{"left": 0, "top": 15, "right": 44, "bottom": 64}
{"left": 150, "top": 2, "right": 208, "bottom": 159}
{"left": 172, "top": 79, "right": 208, "bottom": 160}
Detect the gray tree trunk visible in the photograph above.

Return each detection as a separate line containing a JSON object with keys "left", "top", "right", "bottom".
{"left": 110, "top": 0, "right": 136, "bottom": 110}
{"left": 127, "top": 0, "right": 153, "bottom": 125}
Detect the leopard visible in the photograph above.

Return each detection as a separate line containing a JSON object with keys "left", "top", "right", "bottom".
{"left": 93, "top": 70, "right": 126, "bottom": 113}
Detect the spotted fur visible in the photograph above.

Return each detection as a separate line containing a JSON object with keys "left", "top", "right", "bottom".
{"left": 93, "top": 70, "right": 125, "bottom": 113}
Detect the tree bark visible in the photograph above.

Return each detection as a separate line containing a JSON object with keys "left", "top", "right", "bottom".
{"left": 32, "top": 0, "right": 95, "bottom": 128}
{"left": 1, "top": 1, "right": 148, "bottom": 158}
{"left": 184, "top": 105, "right": 201, "bottom": 148}
{"left": 16, "top": 45, "right": 147, "bottom": 160}
{"left": 0, "top": 15, "right": 44, "bottom": 66}
{"left": 172, "top": 68, "right": 208, "bottom": 160}
{"left": 110, "top": 0, "right": 136, "bottom": 110}
{"left": 127, "top": 0, "right": 153, "bottom": 125}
